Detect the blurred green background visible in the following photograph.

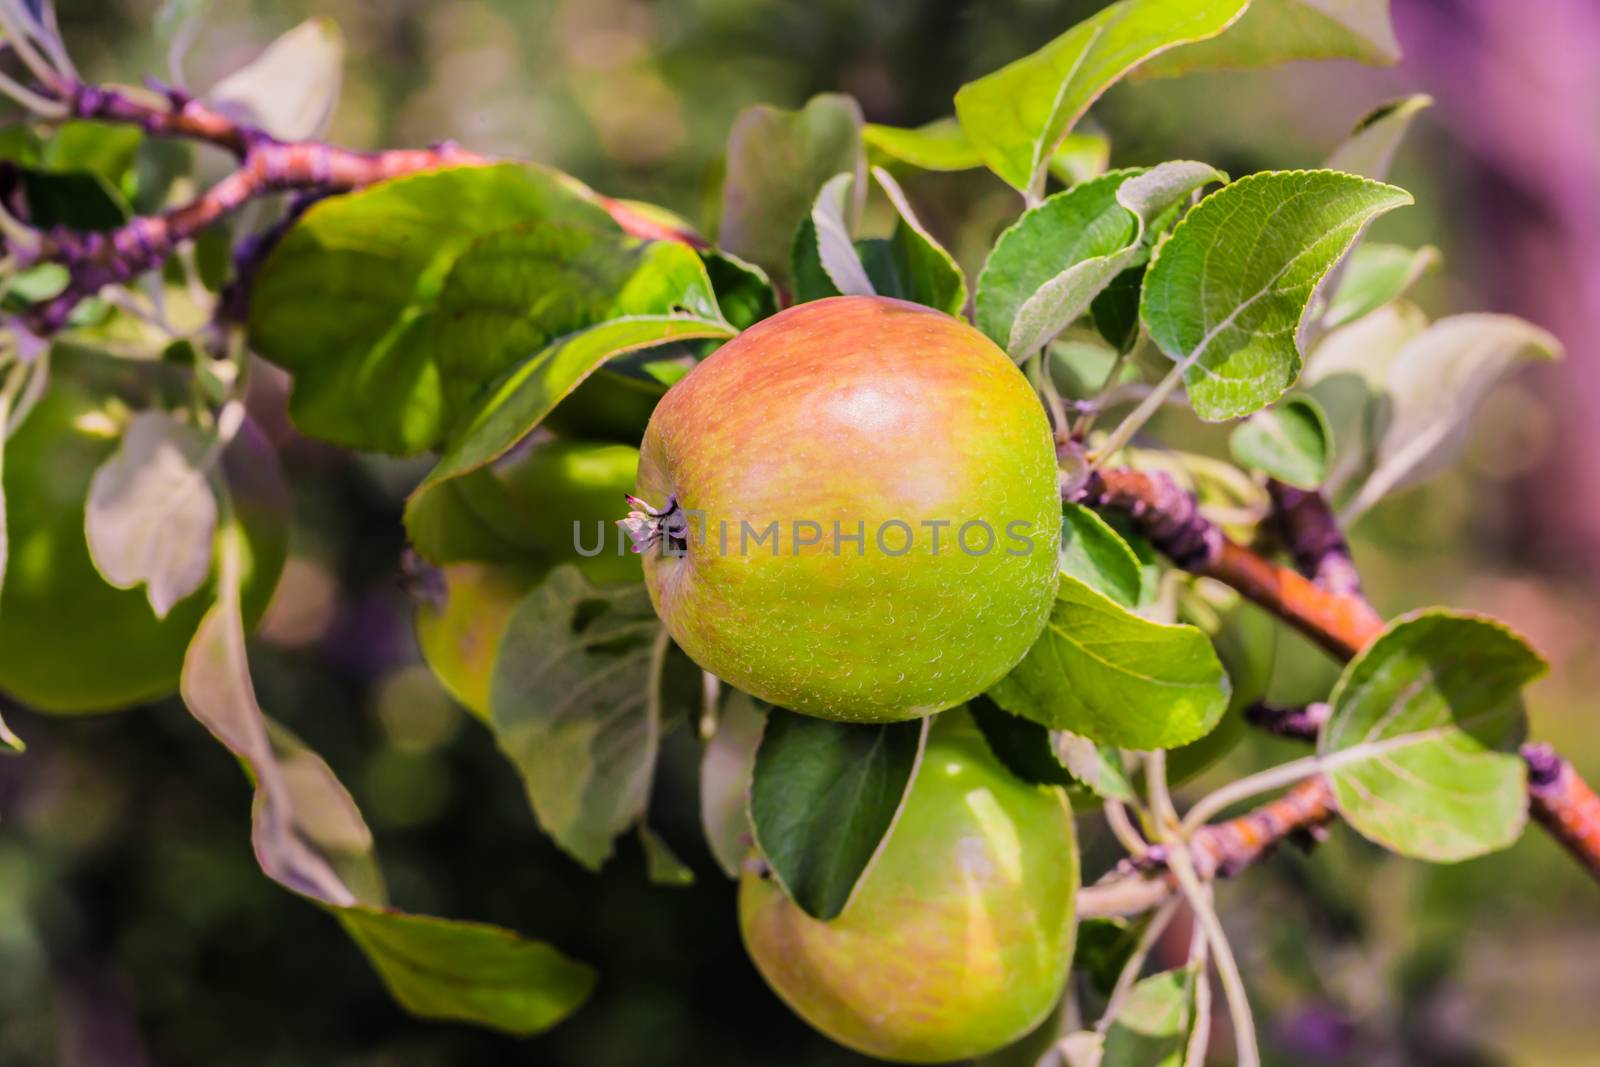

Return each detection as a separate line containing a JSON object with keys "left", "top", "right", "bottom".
{"left": 3, "top": 0, "right": 1599, "bottom": 1064}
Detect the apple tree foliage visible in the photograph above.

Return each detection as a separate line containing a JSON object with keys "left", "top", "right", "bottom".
{"left": 0, "top": 0, "right": 1574, "bottom": 1061}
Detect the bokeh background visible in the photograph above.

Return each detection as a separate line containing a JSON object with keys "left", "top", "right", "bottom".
{"left": 2, "top": 0, "right": 1598, "bottom": 1064}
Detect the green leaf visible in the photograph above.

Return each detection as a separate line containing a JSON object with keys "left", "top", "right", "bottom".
{"left": 41, "top": 121, "right": 143, "bottom": 190}
{"left": 411, "top": 315, "right": 732, "bottom": 507}
{"left": 718, "top": 93, "right": 865, "bottom": 286}
{"left": 1060, "top": 501, "right": 1142, "bottom": 608}
{"left": 1302, "top": 300, "right": 1427, "bottom": 493}
{"left": 1049, "top": 130, "right": 1113, "bottom": 188}
{"left": 1228, "top": 394, "right": 1331, "bottom": 489}
{"left": 336, "top": 906, "right": 596, "bottom": 1037}
{"left": 1343, "top": 314, "right": 1562, "bottom": 520}
{"left": 248, "top": 163, "right": 618, "bottom": 454}
{"left": 699, "top": 690, "right": 766, "bottom": 878}
{"left": 864, "top": 118, "right": 984, "bottom": 171}
{"left": 638, "top": 824, "right": 697, "bottom": 888}
{"left": 487, "top": 566, "right": 667, "bottom": 870}
{"left": 1075, "top": 918, "right": 1142, "bottom": 997}
{"left": 989, "top": 573, "right": 1230, "bottom": 750}
{"left": 85, "top": 412, "right": 218, "bottom": 618}
{"left": 208, "top": 16, "right": 345, "bottom": 141}
{"left": 749, "top": 707, "right": 928, "bottom": 920}
{"left": 1055, "top": 730, "right": 1138, "bottom": 802}
{"left": 181, "top": 527, "right": 593, "bottom": 1033}
{"left": 1140, "top": 169, "right": 1412, "bottom": 422}
{"left": 1139, "top": 0, "right": 1400, "bottom": 77}
{"left": 870, "top": 166, "right": 967, "bottom": 315}
{"left": 701, "top": 248, "right": 777, "bottom": 330}
{"left": 17, "top": 168, "right": 129, "bottom": 230}
{"left": 1325, "top": 94, "right": 1433, "bottom": 180}
{"left": 977, "top": 162, "right": 1223, "bottom": 359}
{"left": 0, "top": 394, "right": 13, "bottom": 756}
{"left": 809, "top": 172, "right": 873, "bottom": 296}
{"left": 1320, "top": 610, "right": 1546, "bottom": 861}
{"left": 432, "top": 222, "right": 720, "bottom": 415}
{"left": 1102, "top": 968, "right": 1195, "bottom": 1067}
{"left": 953, "top": 0, "right": 1248, "bottom": 197}
{"left": 968, "top": 694, "right": 1074, "bottom": 788}
{"left": 1323, "top": 242, "right": 1439, "bottom": 329}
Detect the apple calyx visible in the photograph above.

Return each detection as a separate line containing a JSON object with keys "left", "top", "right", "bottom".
{"left": 619, "top": 493, "right": 689, "bottom": 555}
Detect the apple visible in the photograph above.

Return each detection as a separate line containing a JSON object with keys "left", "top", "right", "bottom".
{"left": 413, "top": 561, "right": 548, "bottom": 721}
{"left": 453, "top": 436, "right": 642, "bottom": 585}
{"left": 740, "top": 706, "right": 1078, "bottom": 1063}
{"left": 633, "top": 296, "right": 1059, "bottom": 722}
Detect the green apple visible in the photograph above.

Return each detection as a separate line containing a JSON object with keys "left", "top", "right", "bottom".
{"left": 740, "top": 706, "right": 1078, "bottom": 1063}
{"left": 414, "top": 561, "right": 547, "bottom": 721}
{"left": 0, "top": 378, "right": 287, "bottom": 714}
{"left": 453, "top": 436, "right": 642, "bottom": 586}
{"left": 634, "top": 296, "right": 1059, "bottom": 722}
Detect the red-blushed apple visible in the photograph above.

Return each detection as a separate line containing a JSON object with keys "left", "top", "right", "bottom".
{"left": 739, "top": 706, "right": 1078, "bottom": 1063}
{"left": 631, "top": 295, "right": 1059, "bottom": 722}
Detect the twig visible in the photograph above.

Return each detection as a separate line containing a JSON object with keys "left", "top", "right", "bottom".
{"left": 11, "top": 82, "right": 706, "bottom": 333}
{"left": 1075, "top": 466, "right": 1600, "bottom": 890}
{"left": 1267, "top": 480, "right": 1365, "bottom": 596}
{"left": 1244, "top": 700, "right": 1330, "bottom": 743}
{"left": 1078, "top": 777, "right": 1340, "bottom": 920}
{"left": 1070, "top": 467, "right": 1383, "bottom": 658}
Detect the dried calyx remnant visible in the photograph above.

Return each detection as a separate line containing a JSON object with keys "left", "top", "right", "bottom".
{"left": 619, "top": 494, "right": 688, "bottom": 556}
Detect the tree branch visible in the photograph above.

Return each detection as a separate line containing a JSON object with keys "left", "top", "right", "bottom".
{"left": 1267, "top": 479, "right": 1365, "bottom": 597}
{"left": 1079, "top": 777, "right": 1338, "bottom": 920}
{"left": 1071, "top": 465, "right": 1600, "bottom": 890}
{"left": 14, "top": 81, "right": 705, "bottom": 333}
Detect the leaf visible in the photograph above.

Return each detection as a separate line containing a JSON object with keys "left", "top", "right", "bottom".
{"left": 1228, "top": 394, "right": 1331, "bottom": 489}
{"left": 487, "top": 565, "right": 667, "bottom": 870}
{"left": 953, "top": 0, "right": 1249, "bottom": 197}
{"left": 1140, "top": 0, "right": 1400, "bottom": 78}
{"left": 1302, "top": 300, "right": 1427, "bottom": 493}
{"left": 0, "top": 393, "right": 14, "bottom": 759}
{"left": 410, "top": 315, "right": 733, "bottom": 507}
{"left": 1049, "top": 130, "right": 1113, "bottom": 188}
{"left": 1320, "top": 610, "right": 1546, "bottom": 861}
{"left": 1060, "top": 502, "right": 1142, "bottom": 608}
{"left": 1325, "top": 94, "right": 1433, "bottom": 180}
{"left": 335, "top": 907, "right": 597, "bottom": 1037}
{"left": 248, "top": 163, "right": 620, "bottom": 454}
{"left": 1101, "top": 968, "right": 1194, "bottom": 1067}
{"left": 1075, "top": 918, "right": 1142, "bottom": 998}
{"left": 749, "top": 707, "right": 928, "bottom": 920}
{"left": 16, "top": 168, "right": 129, "bottom": 231}
{"left": 431, "top": 222, "right": 721, "bottom": 415}
{"left": 1343, "top": 314, "right": 1561, "bottom": 520}
{"left": 701, "top": 248, "right": 777, "bottom": 330}
{"left": 85, "top": 411, "right": 218, "bottom": 618}
{"left": 699, "top": 690, "right": 766, "bottom": 879}
{"left": 1055, "top": 731, "right": 1138, "bottom": 801}
{"left": 1139, "top": 170, "right": 1412, "bottom": 422}
{"left": 208, "top": 17, "right": 344, "bottom": 140}
{"left": 871, "top": 166, "right": 968, "bottom": 315}
{"left": 638, "top": 824, "right": 696, "bottom": 888}
{"left": 809, "top": 172, "right": 874, "bottom": 296}
{"left": 988, "top": 573, "right": 1230, "bottom": 750}
{"left": 968, "top": 694, "right": 1074, "bottom": 788}
{"left": 181, "top": 527, "right": 595, "bottom": 1032}
{"left": 1323, "top": 242, "right": 1438, "bottom": 328}
{"left": 976, "top": 162, "right": 1223, "bottom": 359}
{"left": 864, "top": 118, "right": 985, "bottom": 171}
{"left": 719, "top": 93, "right": 865, "bottom": 285}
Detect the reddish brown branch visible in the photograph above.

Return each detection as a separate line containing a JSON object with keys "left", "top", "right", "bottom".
{"left": 1523, "top": 743, "right": 1600, "bottom": 881}
{"left": 18, "top": 82, "right": 704, "bottom": 333}
{"left": 1081, "top": 778, "right": 1339, "bottom": 919}
{"left": 1267, "top": 479, "right": 1365, "bottom": 597}
{"left": 1075, "top": 465, "right": 1600, "bottom": 889}
{"left": 1073, "top": 468, "right": 1384, "bottom": 657}
{"left": 1244, "top": 701, "right": 1330, "bottom": 743}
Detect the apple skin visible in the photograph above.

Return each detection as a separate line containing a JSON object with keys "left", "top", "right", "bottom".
{"left": 636, "top": 296, "right": 1059, "bottom": 722}
{"left": 740, "top": 706, "right": 1078, "bottom": 1064}
{"left": 455, "top": 437, "right": 641, "bottom": 586}
{"left": 414, "top": 561, "right": 548, "bottom": 721}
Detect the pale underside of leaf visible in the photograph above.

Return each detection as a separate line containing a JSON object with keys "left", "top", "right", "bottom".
{"left": 811, "top": 172, "right": 874, "bottom": 296}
